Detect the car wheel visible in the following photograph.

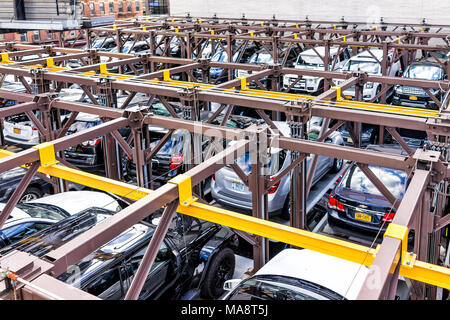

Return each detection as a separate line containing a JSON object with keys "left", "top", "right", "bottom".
{"left": 19, "top": 187, "right": 43, "bottom": 203}
{"left": 331, "top": 155, "right": 344, "bottom": 173}
{"left": 200, "top": 247, "right": 235, "bottom": 299}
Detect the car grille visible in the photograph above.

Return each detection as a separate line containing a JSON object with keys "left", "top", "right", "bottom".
{"left": 402, "top": 86, "right": 425, "bottom": 96}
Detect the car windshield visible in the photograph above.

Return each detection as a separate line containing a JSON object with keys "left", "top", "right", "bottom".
{"left": 0, "top": 210, "right": 111, "bottom": 257}
{"left": 212, "top": 50, "right": 228, "bottom": 62}
{"left": 92, "top": 39, "right": 105, "bottom": 48}
{"left": 342, "top": 60, "right": 380, "bottom": 74}
{"left": 227, "top": 275, "right": 344, "bottom": 300}
{"left": 297, "top": 54, "right": 324, "bottom": 67}
{"left": 249, "top": 52, "right": 273, "bottom": 64}
{"left": 340, "top": 164, "right": 408, "bottom": 199}
{"left": 16, "top": 203, "right": 67, "bottom": 221}
{"left": 405, "top": 65, "right": 443, "bottom": 80}
{"left": 150, "top": 130, "right": 186, "bottom": 156}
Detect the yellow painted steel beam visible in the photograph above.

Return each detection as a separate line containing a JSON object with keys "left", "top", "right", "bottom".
{"left": 177, "top": 201, "right": 450, "bottom": 289}
{"left": 0, "top": 150, "right": 152, "bottom": 201}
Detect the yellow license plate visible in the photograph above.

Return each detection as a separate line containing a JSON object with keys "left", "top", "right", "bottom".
{"left": 354, "top": 212, "right": 372, "bottom": 222}
{"left": 409, "top": 96, "right": 418, "bottom": 100}
{"left": 13, "top": 128, "right": 21, "bottom": 134}
{"left": 345, "top": 95, "right": 353, "bottom": 100}
{"left": 347, "top": 137, "right": 353, "bottom": 143}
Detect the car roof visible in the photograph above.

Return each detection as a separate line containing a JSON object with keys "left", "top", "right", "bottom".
{"left": 27, "top": 191, "right": 120, "bottom": 215}
{"left": 350, "top": 49, "right": 384, "bottom": 61}
{"left": 254, "top": 248, "right": 369, "bottom": 299}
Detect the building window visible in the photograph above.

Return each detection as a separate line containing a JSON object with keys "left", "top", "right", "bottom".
{"left": 89, "top": 2, "right": 95, "bottom": 15}
{"left": 135, "top": 1, "right": 140, "bottom": 11}
{"left": 118, "top": 1, "right": 123, "bottom": 12}
{"left": 47, "top": 31, "right": 53, "bottom": 40}
{"left": 148, "top": 0, "right": 168, "bottom": 15}
{"left": 33, "top": 30, "right": 40, "bottom": 42}
{"left": 109, "top": 2, "right": 114, "bottom": 13}
{"left": 99, "top": 2, "right": 105, "bottom": 14}
{"left": 20, "top": 33, "right": 27, "bottom": 42}
{"left": 127, "top": 1, "right": 132, "bottom": 12}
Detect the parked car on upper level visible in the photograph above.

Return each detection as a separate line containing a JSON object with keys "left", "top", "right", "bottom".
{"left": 211, "top": 120, "right": 344, "bottom": 219}
{"left": 0, "top": 208, "right": 238, "bottom": 300}
{"left": 235, "top": 47, "right": 300, "bottom": 88}
{"left": 334, "top": 49, "right": 402, "bottom": 102}
{"left": 223, "top": 248, "right": 410, "bottom": 300}
{"left": 392, "top": 59, "right": 447, "bottom": 110}
{"left": 283, "top": 46, "right": 351, "bottom": 95}
{"left": 88, "top": 37, "right": 117, "bottom": 52}
{"left": 0, "top": 191, "right": 121, "bottom": 248}
{"left": 327, "top": 145, "right": 410, "bottom": 235}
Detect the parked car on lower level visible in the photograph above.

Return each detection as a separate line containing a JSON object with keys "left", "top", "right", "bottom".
{"left": 392, "top": 59, "right": 447, "bottom": 110}
{"left": 327, "top": 145, "right": 410, "bottom": 235}
{"left": 0, "top": 208, "right": 239, "bottom": 300}
{"left": 0, "top": 191, "right": 120, "bottom": 248}
{"left": 211, "top": 120, "right": 344, "bottom": 219}
{"left": 223, "top": 248, "right": 410, "bottom": 300}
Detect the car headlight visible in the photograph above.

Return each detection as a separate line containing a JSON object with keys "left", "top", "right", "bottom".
{"left": 394, "top": 85, "right": 403, "bottom": 94}
{"left": 365, "top": 82, "right": 374, "bottom": 89}
{"left": 307, "top": 78, "right": 317, "bottom": 85}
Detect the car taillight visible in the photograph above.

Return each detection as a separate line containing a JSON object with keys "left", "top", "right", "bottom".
{"left": 170, "top": 155, "right": 184, "bottom": 170}
{"left": 212, "top": 173, "right": 215, "bottom": 180}
{"left": 81, "top": 141, "right": 89, "bottom": 147}
{"left": 32, "top": 127, "right": 38, "bottom": 131}
{"left": 383, "top": 211, "right": 396, "bottom": 222}
{"left": 328, "top": 194, "right": 345, "bottom": 212}
{"left": 268, "top": 177, "right": 280, "bottom": 194}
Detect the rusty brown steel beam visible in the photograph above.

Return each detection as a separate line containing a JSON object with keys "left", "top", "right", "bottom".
{"left": 42, "top": 139, "right": 249, "bottom": 276}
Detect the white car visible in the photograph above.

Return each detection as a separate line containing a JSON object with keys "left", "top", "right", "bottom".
{"left": 0, "top": 191, "right": 121, "bottom": 248}
{"left": 334, "top": 48, "right": 402, "bottom": 102}
{"left": 283, "top": 46, "right": 351, "bottom": 94}
{"left": 223, "top": 248, "right": 410, "bottom": 300}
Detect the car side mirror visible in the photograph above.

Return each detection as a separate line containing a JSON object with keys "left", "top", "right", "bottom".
{"left": 223, "top": 279, "right": 241, "bottom": 291}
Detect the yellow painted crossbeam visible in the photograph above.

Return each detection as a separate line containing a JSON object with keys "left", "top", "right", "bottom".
{"left": 177, "top": 201, "right": 450, "bottom": 289}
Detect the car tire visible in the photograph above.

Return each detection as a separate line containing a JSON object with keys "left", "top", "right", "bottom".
{"left": 19, "top": 187, "right": 43, "bottom": 203}
{"left": 200, "top": 247, "right": 235, "bottom": 299}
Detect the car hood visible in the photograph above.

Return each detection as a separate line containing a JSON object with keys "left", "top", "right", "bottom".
{"left": 27, "top": 191, "right": 121, "bottom": 215}
{"left": 255, "top": 248, "right": 369, "bottom": 299}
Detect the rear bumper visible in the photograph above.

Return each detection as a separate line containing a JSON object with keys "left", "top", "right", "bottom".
{"left": 327, "top": 208, "right": 388, "bottom": 235}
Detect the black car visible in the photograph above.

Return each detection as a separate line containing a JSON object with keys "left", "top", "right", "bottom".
{"left": 327, "top": 145, "right": 410, "bottom": 235}
{"left": 392, "top": 59, "right": 448, "bottom": 110}
{"left": 0, "top": 167, "right": 52, "bottom": 202}
{"left": 124, "top": 107, "right": 258, "bottom": 188}
{"left": 0, "top": 207, "right": 238, "bottom": 300}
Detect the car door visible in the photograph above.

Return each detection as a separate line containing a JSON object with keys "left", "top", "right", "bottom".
{"left": 1, "top": 220, "right": 53, "bottom": 248}
{"left": 121, "top": 241, "right": 173, "bottom": 299}
{"left": 84, "top": 267, "right": 125, "bottom": 300}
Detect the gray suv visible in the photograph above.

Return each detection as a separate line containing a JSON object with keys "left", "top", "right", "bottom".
{"left": 211, "top": 120, "right": 344, "bottom": 219}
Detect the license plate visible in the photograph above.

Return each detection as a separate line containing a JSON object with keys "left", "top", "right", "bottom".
{"left": 231, "top": 181, "right": 246, "bottom": 192}
{"left": 354, "top": 212, "right": 372, "bottom": 222}
{"left": 345, "top": 95, "right": 353, "bottom": 100}
{"left": 347, "top": 137, "right": 353, "bottom": 143}
{"left": 13, "top": 128, "right": 21, "bottom": 134}
{"left": 409, "top": 96, "right": 418, "bottom": 100}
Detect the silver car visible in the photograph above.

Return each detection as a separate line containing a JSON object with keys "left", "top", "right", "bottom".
{"left": 211, "top": 119, "right": 344, "bottom": 219}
